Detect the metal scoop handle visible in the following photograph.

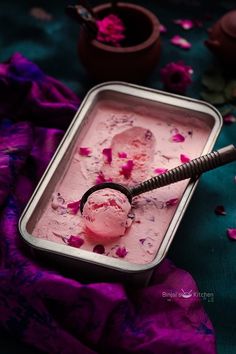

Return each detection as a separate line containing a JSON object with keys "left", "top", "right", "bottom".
{"left": 80, "top": 145, "right": 236, "bottom": 212}
{"left": 130, "top": 145, "right": 236, "bottom": 197}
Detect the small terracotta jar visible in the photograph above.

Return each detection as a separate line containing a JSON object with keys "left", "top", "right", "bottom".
{"left": 205, "top": 10, "right": 236, "bottom": 70}
{"left": 78, "top": 2, "right": 161, "bottom": 83}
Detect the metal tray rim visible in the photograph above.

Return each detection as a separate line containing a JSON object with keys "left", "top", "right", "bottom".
{"left": 19, "top": 81, "right": 223, "bottom": 274}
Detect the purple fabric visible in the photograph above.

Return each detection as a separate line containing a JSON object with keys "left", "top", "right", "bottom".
{"left": 0, "top": 53, "right": 216, "bottom": 354}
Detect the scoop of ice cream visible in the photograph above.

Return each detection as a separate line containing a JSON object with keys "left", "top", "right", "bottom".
{"left": 82, "top": 188, "right": 132, "bottom": 239}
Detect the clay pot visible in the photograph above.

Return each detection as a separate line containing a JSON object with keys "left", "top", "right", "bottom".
{"left": 78, "top": 2, "right": 161, "bottom": 83}
{"left": 205, "top": 10, "right": 236, "bottom": 69}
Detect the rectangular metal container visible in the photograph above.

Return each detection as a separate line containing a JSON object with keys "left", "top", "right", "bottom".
{"left": 19, "top": 82, "right": 222, "bottom": 286}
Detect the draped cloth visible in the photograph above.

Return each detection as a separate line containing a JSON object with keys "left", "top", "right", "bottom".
{"left": 0, "top": 53, "right": 216, "bottom": 354}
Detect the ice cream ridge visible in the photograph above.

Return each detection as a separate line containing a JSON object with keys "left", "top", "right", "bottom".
{"left": 32, "top": 99, "right": 212, "bottom": 264}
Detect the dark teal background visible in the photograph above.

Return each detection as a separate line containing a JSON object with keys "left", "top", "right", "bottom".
{"left": 0, "top": 0, "right": 236, "bottom": 353}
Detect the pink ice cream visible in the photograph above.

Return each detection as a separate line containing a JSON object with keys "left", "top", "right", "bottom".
{"left": 82, "top": 188, "right": 132, "bottom": 239}
{"left": 32, "top": 96, "right": 212, "bottom": 264}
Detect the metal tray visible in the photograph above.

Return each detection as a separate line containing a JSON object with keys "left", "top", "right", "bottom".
{"left": 19, "top": 82, "right": 222, "bottom": 286}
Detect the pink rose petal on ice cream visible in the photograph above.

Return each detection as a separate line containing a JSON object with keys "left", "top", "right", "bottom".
{"left": 214, "top": 205, "right": 226, "bottom": 216}
{"left": 180, "top": 154, "right": 190, "bottom": 163}
{"left": 116, "top": 246, "right": 128, "bottom": 258}
{"left": 79, "top": 147, "right": 91, "bottom": 156}
{"left": 67, "top": 236, "right": 84, "bottom": 248}
{"left": 170, "top": 35, "right": 191, "bottom": 49}
{"left": 227, "top": 228, "right": 236, "bottom": 240}
{"left": 102, "top": 148, "right": 112, "bottom": 164}
{"left": 120, "top": 160, "right": 134, "bottom": 179}
{"left": 67, "top": 200, "right": 81, "bottom": 214}
{"left": 139, "top": 238, "right": 146, "bottom": 244}
{"left": 95, "top": 171, "right": 112, "bottom": 184}
{"left": 172, "top": 133, "right": 185, "bottom": 142}
{"left": 174, "top": 19, "right": 194, "bottom": 30}
{"left": 118, "top": 152, "right": 128, "bottom": 158}
{"left": 166, "top": 198, "right": 179, "bottom": 207}
{"left": 154, "top": 167, "right": 168, "bottom": 174}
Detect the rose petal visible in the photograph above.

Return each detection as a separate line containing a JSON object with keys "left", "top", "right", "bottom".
{"left": 67, "top": 236, "right": 84, "bottom": 248}
{"left": 116, "top": 246, "right": 128, "bottom": 258}
{"left": 172, "top": 133, "right": 185, "bottom": 142}
{"left": 166, "top": 198, "right": 179, "bottom": 207}
{"left": 154, "top": 168, "right": 168, "bottom": 174}
{"left": 118, "top": 152, "right": 128, "bottom": 158}
{"left": 30, "top": 7, "right": 53, "bottom": 21}
{"left": 174, "top": 19, "right": 194, "bottom": 30}
{"left": 160, "top": 61, "right": 193, "bottom": 94}
{"left": 159, "top": 24, "right": 167, "bottom": 33}
{"left": 170, "top": 35, "right": 191, "bottom": 49}
{"left": 139, "top": 238, "right": 146, "bottom": 244}
{"left": 145, "top": 129, "right": 153, "bottom": 140}
{"left": 67, "top": 200, "right": 81, "bottom": 214}
{"left": 96, "top": 14, "right": 125, "bottom": 46}
{"left": 79, "top": 147, "right": 92, "bottom": 156}
{"left": 223, "top": 114, "right": 236, "bottom": 125}
{"left": 102, "top": 148, "right": 112, "bottom": 164}
{"left": 227, "top": 228, "right": 236, "bottom": 241}
{"left": 214, "top": 205, "right": 226, "bottom": 216}
{"left": 95, "top": 171, "right": 113, "bottom": 185}
{"left": 93, "top": 244, "right": 105, "bottom": 254}
{"left": 120, "top": 160, "right": 134, "bottom": 179}
{"left": 180, "top": 154, "right": 190, "bottom": 163}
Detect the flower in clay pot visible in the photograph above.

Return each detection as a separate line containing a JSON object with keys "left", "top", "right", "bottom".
{"left": 160, "top": 61, "right": 193, "bottom": 94}
{"left": 77, "top": 2, "right": 161, "bottom": 82}
{"left": 96, "top": 14, "right": 125, "bottom": 47}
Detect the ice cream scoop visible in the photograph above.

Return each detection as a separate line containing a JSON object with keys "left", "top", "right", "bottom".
{"left": 82, "top": 188, "right": 132, "bottom": 239}
{"left": 80, "top": 145, "right": 236, "bottom": 214}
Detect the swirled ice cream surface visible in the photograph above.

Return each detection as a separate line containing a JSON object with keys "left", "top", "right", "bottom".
{"left": 32, "top": 98, "right": 212, "bottom": 264}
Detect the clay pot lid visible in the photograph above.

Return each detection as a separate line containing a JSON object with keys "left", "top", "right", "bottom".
{"left": 221, "top": 10, "right": 236, "bottom": 38}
